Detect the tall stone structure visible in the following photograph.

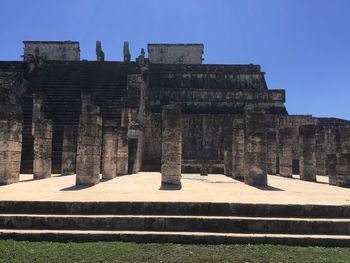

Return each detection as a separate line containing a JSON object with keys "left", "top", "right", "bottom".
{"left": 116, "top": 127, "right": 128, "bottom": 175}
{"left": 0, "top": 68, "right": 25, "bottom": 185}
{"left": 1, "top": 41, "right": 350, "bottom": 186}
{"left": 244, "top": 107, "right": 267, "bottom": 186}
{"left": 279, "top": 127, "right": 294, "bottom": 178}
{"left": 299, "top": 125, "right": 316, "bottom": 181}
{"left": 315, "top": 125, "right": 327, "bottom": 175}
{"left": 0, "top": 120, "right": 22, "bottom": 185}
{"left": 61, "top": 125, "right": 77, "bottom": 175}
{"left": 76, "top": 94, "right": 103, "bottom": 185}
{"left": 161, "top": 105, "right": 182, "bottom": 186}
{"left": 33, "top": 119, "right": 53, "bottom": 179}
{"left": 266, "top": 130, "right": 277, "bottom": 175}
{"left": 223, "top": 124, "right": 233, "bottom": 177}
{"left": 102, "top": 120, "right": 118, "bottom": 179}
{"left": 232, "top": 119, "right": 245, "bottom": 180}
{"left": 330, "top": 127, "right": 350, "bottom": 186}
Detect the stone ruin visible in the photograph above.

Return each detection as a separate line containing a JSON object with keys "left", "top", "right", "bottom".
{"left": 0, "top": 40, "right": 350, "bottom": 188}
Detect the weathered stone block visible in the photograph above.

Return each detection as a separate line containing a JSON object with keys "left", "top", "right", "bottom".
{"left": 232, "top": 119, "right": 245, "bottom": 180}
{"left": 117, "top": 127, "right": 129, "bottom": 176}
{"left": 267, "top": 130, "right": 277, "bottom": 175}
{"left": 33, "top": 120, "right": 52, "bottom": 180}
{"left": 61, "top": 125, "right": 77, "bottom": 175}
{"left": 102, "top": 121, "right": 118, "bottom": 179}
{"left": 223, "top": 124, "right": 233, "bottom": 177}
{"left": 161, "top": 105, "right": 182, "bottom": 185}
{"left": 244, "top": 108, "right": 267, "bottom": 186}
{"left": 279, "top": 127, "right": 293, "bottom": 178}
{"left": 299, "top": 125, "right": 316, "bottom": 182}
{"left": 0, "top": 117, "right": 22, "bottom": 185}
{"left": 76, "top": 103, "right": 102, "bottom": 185}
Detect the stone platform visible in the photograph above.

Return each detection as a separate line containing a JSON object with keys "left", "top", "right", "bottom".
{"left": 0, "top": 172, "right": 349, "bottom": 205}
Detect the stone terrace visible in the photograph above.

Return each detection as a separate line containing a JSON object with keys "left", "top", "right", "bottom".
{"left": 0, "top": 172, "right": 350, "bottom": 205}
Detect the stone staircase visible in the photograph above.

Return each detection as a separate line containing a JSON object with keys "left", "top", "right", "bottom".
{"left": 0, "top": 201, "right": 349, "bottom": 246}
{"left": 20, "top": 61, "right": 138, "bottom": 173}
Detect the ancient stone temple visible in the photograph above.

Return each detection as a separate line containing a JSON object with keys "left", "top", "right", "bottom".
{"left": 0, "top": 40, "right": 350, "bottom": 187}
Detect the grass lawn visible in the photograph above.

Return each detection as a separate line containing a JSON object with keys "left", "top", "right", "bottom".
{"left": 0, "top": 240, "right": 350, "bottom": 263}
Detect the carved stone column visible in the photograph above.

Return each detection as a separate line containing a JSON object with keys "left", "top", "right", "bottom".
{"left": 266, "top": 130, "right": 277, "bottom": 175}
{"left": 102, "top": 120, "right": 118, "bottom": 179}
{"left": 279, "top": 127, "right": 294, "bottom": 178}
{"left": 33, "top": 119, "right": 53, "bottom": 179}
{"left": 334, "top": 127, "right": 350, "bottom": 186}
{"left": 223, "top": 123, "right": 233, "bottom": 177}
{"left": 232, "top": 119, "right": 245, "bottom": 181}
{"left": 61, "top": 125, "right": 77, "bottom": 175}
{"left": 161, "top": 105, "right": 182, "bottom": 185}
{"left": 316, "top": 125, "right": 326, "bottom": 176}
{"left": 244, "top": 108, "right": 267, "bottom": 186}
{"left": 116, "top": 127, "right": 128, "bottom": 175}
{"left": 76, "top": 101, "right": 102, "bottom": 185}
{"left": 299, "top": 125, "right": 316, "bottom": 181}
{"left": 0, "top": 120, "right": 22, "bottom": 185}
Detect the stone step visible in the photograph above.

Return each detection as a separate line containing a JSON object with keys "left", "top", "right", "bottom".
{"left": 1, "top": 229, "right": 350, "bottom": 246}
{"left": 0, "top": 214, "right": 349, "bottom": 235}
{"left": 0, "top": 201, "right": 349, "bottom": 218}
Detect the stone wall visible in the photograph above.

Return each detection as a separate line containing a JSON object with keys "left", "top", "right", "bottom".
{"left": 148, "top": 44, "right": 203, "bottom": 64}
{"left": 23, "top": 41, "right": 80, "bottom": 61}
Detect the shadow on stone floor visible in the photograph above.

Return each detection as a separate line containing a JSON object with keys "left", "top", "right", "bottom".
{"left": 60, "top": 184, "right": 95, "bottom": 191}
{"left": 159, "top": 183, "right": 182, "bottom": 191}
{"left": 251, "top": 185, "right": 284, "bottom": 191}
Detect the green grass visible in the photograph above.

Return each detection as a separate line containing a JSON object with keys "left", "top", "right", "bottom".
{"left": 0, "top": 240, "right": 350, "bottom": 263}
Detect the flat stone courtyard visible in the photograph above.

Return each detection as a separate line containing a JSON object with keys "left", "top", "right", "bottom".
{"left": 0, "top": 173, "right": 349, "bottom": 205}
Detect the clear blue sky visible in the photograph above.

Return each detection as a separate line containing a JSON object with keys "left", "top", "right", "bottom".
{"left": 1, "top": 0, "right": 349, "bottom": 120}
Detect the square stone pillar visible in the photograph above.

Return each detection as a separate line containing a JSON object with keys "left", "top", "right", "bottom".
{"left": 116, "top": 127, "right": 128, "bottom": 175}
{"left": 161, "top": 105, "right": 182, "bottom": 185}
{"left": 278, "top": 127, "right": 294, "bottom": 178}
{"left": 326, "top": 127, "right": 337, "bottom": 185}
{"left": 244, "top": 108, "right": 267, "bottom": 186}
{"left": 223, "top": 124, "right": 233, "bottom": 177}
{"left": 232, "top": 119, "right": 245, "bottom": 181}
{"left": 266, "top": 130, "right": 277, "bottom": 175}
{"left": 332, "top": 127, "right": 350, "bottom": 186}
{"left": 32, "top": 94, "right": 44, "bottom": 136}
{"left": 33, "top": 119, "right": 53, "bottom": 180}
{"left": 299, "top": 125, "right": 317, "bottom": 181}
{"left": 316, "top": 126, "right": 326, "bottom": 175}
{"left": 76, "top": 104, "right": 102, "bottom": 185}
{"left": 0, "top": 120, "right": 22, "bottom": 185}
{"left": 61, "top": 125, "right": 77, "bottom": 175}
{"left": 102, "top": 120, "right": 118, "bottom": 179}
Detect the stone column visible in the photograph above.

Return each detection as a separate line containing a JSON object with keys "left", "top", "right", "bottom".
{"left": 299, "top": 125, "right": 316, "bottom": 181}
{"left": 326, "top": 127, "right": 337, "bottom": 185}
{"left": 102, "top": 120, "right": 118, "bottom": 179}
{"left": 0, "top": 120, "right": 22, "bottom": 185}
{"left": 33, "top": 119, "right": 53, "bottom": 180}
{"left": 334, "top": 127, "right": 350, "bottom": 186}
{"left": 316, "top": 126, "right": 326, "bottom": 175}
{"left": 223, "top": 124, "right": 233, "bottom": 177}
{"left": 232, "top": 119, "right": 245, "bottom": 181}
{"left": 278, "top": 127, "right": 294, "bottom": 178}
{"left": 61, "top": 125, "right": 77, "bottom": 175}
{"left": 32, "top": 94, "right": 44, "bottom": 136}
{"left": 244, "top": 108, "right": 267, "bottom": 186}
{"left": 76, "top": 102, "right": 102, "bottom": 185}
{"left": 266, "top": 130, "right": 277, "bottom": 175}
{"left": 116, "top": 127, "right": 128, "bottom": 175}
{"left": 161, "top": 105, "right": 182, "bottom": 185}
